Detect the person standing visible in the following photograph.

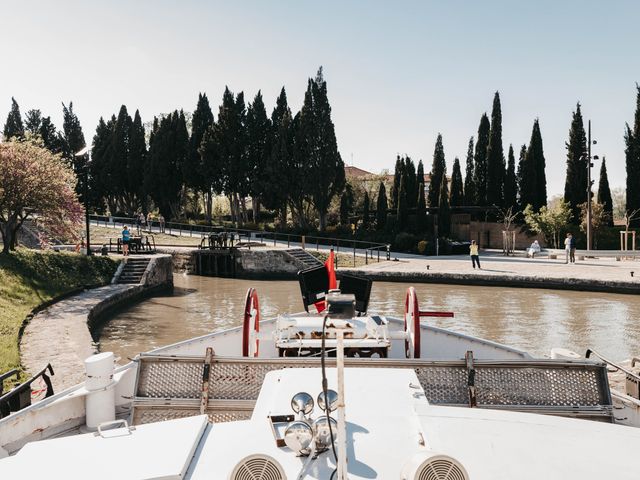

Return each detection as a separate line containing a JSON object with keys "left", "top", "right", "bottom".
{"left": 122, "top": 225, "right": 131, "bottom": 257}
{"left": 564, "top": 233, "right": 573, "bottom": 264}
{"left": 470, "top": 240, "right": 481, "bottom": 269}
{"left": 569, "top": 233, "right": 576, "bottom": 263}
{"left": 146, "top": 212, "right": 152, "bottom": 231}
{"left": 159, "top": 214, "right": 165, "bottom": 233}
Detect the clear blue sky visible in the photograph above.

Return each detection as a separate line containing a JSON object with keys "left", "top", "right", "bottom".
{"left": 2, "top": 0, "right": 639, "bottom": 196}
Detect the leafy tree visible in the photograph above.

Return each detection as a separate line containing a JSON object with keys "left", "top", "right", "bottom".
{"left": 523, "top": 200, "right": 572, "bottom": 248}
{"left": 110, "top": 105, "right": 132, "bottom": 212}
{"left": 449, "top": 157, "right": 464, "bottom": 207}
{"left": 579, "top": 201, "right": 610, "bottom": 247}
{"left": 625, "top": 85, "right": 640, "bottom": 226}
{"left": 503, "top": 144, "right": 517, "bottom": 210}
{"left": 88, "top": 117, "right": 113, "bottom": 212}
{"left": 340, "top": 183, "right": 354, "bottom": 225}
{"left": 464, "top": 137, "right": 475, "bottom": 206}
{"left": 304, "top": 68, "right": 345, "bottom": 230}
{"left": 564, "top": 103, "right": 588, "bottom": 223}
{"left": 246, "top": 91, "right": 271, "bottom": 222}
{"left": 3, "top": 97, "right": 24, "bottom": 140}
{"left": 396, "top": 173, "right": 408, "bottom": 231}
{"left": 437, "top": 174, "right": 451, "bottom": 237}
{"left": 428, "top": 134, "right": 446, "bottom": 207}
{"left": 486, "top": 92, "right": 505, "bottom": 206}
{"left": 597, "top": 157, "right": 614, "bottom": 227}
{"left": 416, "top": 181, "right": 427, "bottom": 232}
{"left": 260, "top": 88, "right": 292, "bottom": 228}
{"left": 375, "top": 181, "right": 387, "bottom": 230}
{"left": 473, "top": 113, "right": 490, "bottom": 205}
{"left": 362, "top": 191, "right": 370, "bottom": 228}
{"left": 185, "top": 93, "right": 214, "bottom": 217}
{"left": 0, "top": 140, "right": 82, "bottom": 253}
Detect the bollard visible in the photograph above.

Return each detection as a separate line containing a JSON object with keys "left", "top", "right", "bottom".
{"left": 84, "top": 352, "right": 116, "bottom": 430}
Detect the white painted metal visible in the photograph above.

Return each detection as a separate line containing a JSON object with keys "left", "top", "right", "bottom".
{"left": 550, "top": 347, "right": 582, "bottom": 360}
{"left": 335, "top": 329, "right": 348, "bottom": 480}
{"left": 84, "top": 352, "right": 116, "bottom": 429}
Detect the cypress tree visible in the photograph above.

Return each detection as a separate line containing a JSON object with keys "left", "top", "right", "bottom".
{"left": 404, "top": 156, "right": 417, "bottom": 209}
{"left": 61, "top": 102, "right": 87, "bottom": 203}
{"left": 88, "top": 117, "right": 112, "bottom": 212}
{"left": 110, "top": 105, "right": 132, "bottom": 211}
{"left": 417, "top": 159, "right": 425, "bottom": 187}
{"left": 376, "top": 182, "right": 387, "bottom": 230}
{"left": 246, "top": 91, "right": 271, "bottom": 222}
{"left": 397, "top": 173, "right": 408, "bottom": 231}
{"left": 449, "top": 157, "right": 464, "bottom": 207}
{"left": 530, "top": 119, "right": 547, "bottom": 210}
{"left": 339, "top": 184, "right": 354, "bottom": 225}
{"left": 391, "top": 155, "right": 404, "bottom": 210}
{"left": 516, "top": 144, "right": 527, "bottom": 209}
{"left": 473, "top": 114, "right": 490, "bottom": 205}
{"left": 3, "top": 97, "right": 24, "bottom": 140}
{"left": 597, "top": 157, "right": 614, "bottom": 227}
{"left": 464, "top": 137, "right": 475, "bottom": 206}
{"left": 486, "top": 92, "right": 505, "bottom": 207}
{"left": 438, "top": 174, "right": 451, "bottom": 238}
{"left": 24, "top": 109, "right": 42, "bottom": 136}
{"left": 625, "top": 85, "right": 640, "bottom": 226}
{"left": 261, "top": 88, "right": 292, "bottom": 228}
{"left": 428, "top": 134, "right": 446, "bottom": 207}
{"left": 503, "top": 144, "right": 517, "bottom": 210}
{"left": 185, "top": 93, "right": 214, "bottom": 194}
{"left": 564, "top": 103, "right": 588, "bottom": 223}
{"left": 416, "top": 181, "right": 427, "bottom": 232}
{"left": 362, "top": 191, "right": 370, "bottom": 228}
{"left": 39, "top": 116, "right": 62, "bottom": 153}
{"left": 306, "top": 68, "right": 345, "bottom": 230}
{"left": 128, "top": 110, "right": 147, "bottom": 212}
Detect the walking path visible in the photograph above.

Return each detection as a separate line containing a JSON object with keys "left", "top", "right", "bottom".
{"left": 345, "top": 251, "right": 640, "bottom": 294}
{"left": 20, "top": 284, "right": 143, "bottom": 392}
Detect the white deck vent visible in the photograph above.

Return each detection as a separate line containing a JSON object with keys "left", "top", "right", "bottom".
{"left": 402, "top": 453, "right": 469, "bottom": 480}
{"left": 230, "top": 454, "right": 286, "bottom": 480}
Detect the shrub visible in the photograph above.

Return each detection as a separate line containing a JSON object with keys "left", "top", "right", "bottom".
{"left": 417, "top": 240, "right": 428, "bottom": 255}
{"left": 393, "top": 232, "right": 418, "bottom": 252}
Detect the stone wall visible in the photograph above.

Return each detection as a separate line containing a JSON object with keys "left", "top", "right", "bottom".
{"left": 141, "top": 254, "right": 174, "bottom": 287}
{"left": 453, "top": 221, "right": 544, "bottom": 250}
{"left": 235, "top": 249, "right": 300, "bottom": 278}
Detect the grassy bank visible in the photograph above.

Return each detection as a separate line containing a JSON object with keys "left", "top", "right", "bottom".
{"left": 0, "top": 249, "right": 118, "bottom": 379}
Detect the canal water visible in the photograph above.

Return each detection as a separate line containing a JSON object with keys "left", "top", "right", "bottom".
{"left": 99, "top": 275, "right": 640, "bottom": 362}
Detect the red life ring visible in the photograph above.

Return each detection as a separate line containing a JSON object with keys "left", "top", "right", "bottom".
{"left": 404, "top": 287, "right": 421, "bottom": 358}
{"left": 242, "top": 288, "right": 260, "bottom": 357}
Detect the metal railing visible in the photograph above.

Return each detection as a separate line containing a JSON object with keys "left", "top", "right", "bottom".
{"left": 0, "top": 364, "right": 55, "bottom": 419}
{"left": 90, "top": 215, "right": 390, "bottom": 265}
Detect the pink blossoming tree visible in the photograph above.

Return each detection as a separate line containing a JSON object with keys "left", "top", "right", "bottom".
{"left": 0, "top": 140, "right": 83, "bottom": 253}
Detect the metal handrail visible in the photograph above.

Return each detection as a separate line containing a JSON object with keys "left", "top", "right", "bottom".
{"left": 90, "top": 214, "right": 388, "bottom": 255}
{"left": 0, "top": 369, "right": 19, "bottom": 395}
{"left": 586, "top": 349, "right": 640, "bottom": 382}
{"left": 0, "top": 364, "right": 55, "bottom": 418}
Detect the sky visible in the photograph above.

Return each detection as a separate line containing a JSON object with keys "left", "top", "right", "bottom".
{"left": 1, "top": 0, "right": 639, "bottom": 197}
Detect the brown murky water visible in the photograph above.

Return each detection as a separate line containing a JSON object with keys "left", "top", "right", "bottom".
{"left": 98, "top": 275, "right": 640, "bottom": 362}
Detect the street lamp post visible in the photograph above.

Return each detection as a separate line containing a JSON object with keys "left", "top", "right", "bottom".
{"left": 75, "top": 146, "right": 92, "bottom": 256}
{"left": 586, "top": 120, "right": 599, "bottom": 251}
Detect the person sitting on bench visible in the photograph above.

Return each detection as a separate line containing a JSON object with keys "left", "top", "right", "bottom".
{"left": 527, "top": 240, "right": 541, "bottom": 258}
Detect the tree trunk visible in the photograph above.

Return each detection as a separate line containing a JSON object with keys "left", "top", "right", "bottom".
{"left": 252, "top": 197, "right": 260, "bottom": 224}
{"left": 240, "top": 196, "right": 248, "bottom": 225}
{"left": 279, "top": 204, "right": 287, "bottom": 230}
{"left": 205, "top": 190, "right": 213, "bottom": 224}
{"left": 319, "top": 211, "right": 327, "bottom": 231}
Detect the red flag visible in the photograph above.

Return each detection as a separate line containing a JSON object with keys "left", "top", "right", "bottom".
{"left": 325, "top": 249, "right": 337, "bottom": 290}
{"left": 314, "top": 249, "right": 337, "bottom": 313}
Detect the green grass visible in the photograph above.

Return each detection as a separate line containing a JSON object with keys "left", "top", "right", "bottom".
{"left": 0, "top": 249, "right": 118, "bottom": 383}
{"left": 308, "top": 250, "right": 385, "bottom": 268}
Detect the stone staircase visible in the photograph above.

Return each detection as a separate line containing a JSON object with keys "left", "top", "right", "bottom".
{"left": 285, "top": 248, "right": 324, "bottom": 269}
{"left": 116, "top": 257, "right": 151, "bottom": 284}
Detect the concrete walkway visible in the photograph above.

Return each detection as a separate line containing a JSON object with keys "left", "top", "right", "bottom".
{"left": 20, "top": 284, "right": 142, "bottom": 392}
{"left": 345, "top": 251, "right": 640, "bottom": 294}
